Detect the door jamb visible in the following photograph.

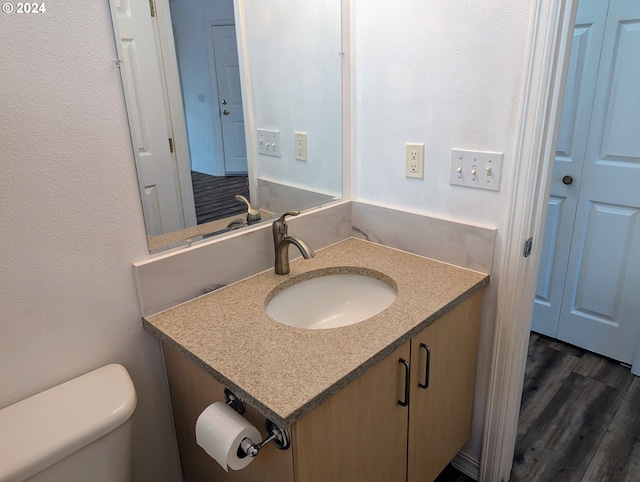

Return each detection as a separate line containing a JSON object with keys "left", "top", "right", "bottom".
{"left": 233, "top": 0, "right": 259, "bottom": 208}
{"left": 152, "top": 0, "right": 197, "bottom": 227}
{"left": 479, "top": 0, "right": 578, "bottom": 480}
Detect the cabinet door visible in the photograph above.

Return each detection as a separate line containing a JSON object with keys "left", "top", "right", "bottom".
{"left": 407, "top": 290, "right": 483, "bottom": 482}
{"left": 292, "top": 342, "right": 411, "bottom": 482}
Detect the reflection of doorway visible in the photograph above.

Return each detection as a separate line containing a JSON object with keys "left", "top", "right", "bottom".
{"left": 166, "top": 0, "right": 249, "bottom": 224}
{"left": 168, "top": 0, "right": 247, "bottom": 177}
{"left": 211, "top": 25, "right": 248, "bottom": 175}
{"left": 532, "top": 0, "right": 640, "bottom": 364}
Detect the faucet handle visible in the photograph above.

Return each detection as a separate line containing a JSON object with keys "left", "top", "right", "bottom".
{"left": 276, "top": 211, "right": 300, "bottom": 224}
{"left": 274, "top": 211, "right": 300, "bottom": 236}
{"left": 235, "top": 194, "right": 261, "bottom": 224}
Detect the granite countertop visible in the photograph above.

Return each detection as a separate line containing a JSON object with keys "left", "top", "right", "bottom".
{"left": 147, "top": 209, "right": 274, "bottom": 252}
{"left": 143, "top": 238, "right": 489, "bottom": 428}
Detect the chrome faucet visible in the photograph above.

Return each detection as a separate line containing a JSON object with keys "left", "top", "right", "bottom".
{"left": 272, "top": 211, "right": 315, "bottom": 275}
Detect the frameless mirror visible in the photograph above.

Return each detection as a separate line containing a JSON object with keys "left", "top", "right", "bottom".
{"left": 109, "top": 0, "right": 344, "bottom": 253}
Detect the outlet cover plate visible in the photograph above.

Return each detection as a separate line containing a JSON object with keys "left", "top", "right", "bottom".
{"left": 405, "top": 143, "right": 424, "bottom": 179}
{"left": 449, "top": 149, "right": 503, "bottom": 191}
{"left": 257, "top": 129, "right": 281, "bottom": 157}
{"left": 295, "top": 132, "right": 307, "bottom": 161}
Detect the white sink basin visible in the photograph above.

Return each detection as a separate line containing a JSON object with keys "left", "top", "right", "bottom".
{"left": 265, "top": 271, "right": 397, "bottom": 329}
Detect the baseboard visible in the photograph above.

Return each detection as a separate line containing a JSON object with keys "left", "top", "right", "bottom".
{"left": 451, "top": 451, "right": 480, "bottom": 481}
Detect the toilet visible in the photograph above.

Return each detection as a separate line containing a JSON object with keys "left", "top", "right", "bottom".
{"left": 0, "top": 364, "right": 137, "bottom": 482}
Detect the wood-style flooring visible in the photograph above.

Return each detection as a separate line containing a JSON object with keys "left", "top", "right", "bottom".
{"left": 435, "top": 333, "right": 640, "bottom": 482}
{"left": 191, "top": 171, "right": 250, "bottom": 224}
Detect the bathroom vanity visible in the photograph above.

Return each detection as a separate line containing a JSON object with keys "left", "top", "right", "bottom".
{"left": 143, "top": 238, "right": 488, "bottom": 482}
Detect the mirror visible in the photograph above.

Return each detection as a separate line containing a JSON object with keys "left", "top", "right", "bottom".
{"left": 109, "top": 0, "right": 344, "bottom": 253}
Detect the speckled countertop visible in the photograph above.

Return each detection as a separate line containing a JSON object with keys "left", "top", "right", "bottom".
{"left": 147, "top": 209, "right": 273, "bottom": 252}
{"left": 143, "top": 238, "right": 489, "bottom": 428}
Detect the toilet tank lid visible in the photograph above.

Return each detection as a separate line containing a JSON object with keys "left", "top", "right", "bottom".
{"left": 0, "top": 364, "right": 137, "bottom": 482}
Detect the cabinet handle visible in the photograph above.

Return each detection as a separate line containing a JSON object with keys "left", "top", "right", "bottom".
{"left": 418, "top": 343, "right": 431, "bottom": 390}
{"left": 398, "top": 358, "right": 410, "bottom": 407}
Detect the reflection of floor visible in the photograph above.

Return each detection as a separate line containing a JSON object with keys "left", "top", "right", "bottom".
{"left": 191, "top": 172, "right": 250, "bottom": 224}
{"left": 435, "top": 333, "right": 640, "bottom": 482}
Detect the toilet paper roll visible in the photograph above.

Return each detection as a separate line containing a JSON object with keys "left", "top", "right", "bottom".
{"left": 195, "top": 401, "right": 262, "bottom": 471}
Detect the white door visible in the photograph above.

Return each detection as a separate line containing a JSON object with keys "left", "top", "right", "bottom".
{"left": 110, "top": 0, "right": 186, "bottom": 235}
{"left": 533, "top": 0, "right": 640, "bottom": 364}
{"left": 533, "top": 0, "right": 609, "bottom": 336}
{"left": 211, "top": 25, "right": 248, "bottom": 175}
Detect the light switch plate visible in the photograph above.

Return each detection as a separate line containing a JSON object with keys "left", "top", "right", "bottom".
{"left": 449, "top": 149, "right": 503, "bottom": 191}
{"left": 257, "top": 129, "right": 281, "bottom": 157}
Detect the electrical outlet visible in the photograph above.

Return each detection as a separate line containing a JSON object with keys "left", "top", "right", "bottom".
{"left": 295, "top": 132, "right": 307, "bottom": 161}
{"left": 405, "top": 143, "right": 424, "bottom": 179}
{"left": 257, "top": 129, "right": 281, "bottom": 157}
{"left": 449, "top": 149, "right": 503, "bottom": 191}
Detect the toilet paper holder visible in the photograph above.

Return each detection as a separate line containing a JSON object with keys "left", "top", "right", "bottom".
{"left": 224, "top": 389, "right": 290, "bottom": 457}
{"left": 224, "top": 388, "right": 246, "bottom": 414}
{"left": 238, "top": 419, "right": 290, "bottom": 458}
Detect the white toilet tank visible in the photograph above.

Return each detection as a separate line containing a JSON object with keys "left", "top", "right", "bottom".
{"left": 0, "top": 364, "right": 137, "bottom": 482}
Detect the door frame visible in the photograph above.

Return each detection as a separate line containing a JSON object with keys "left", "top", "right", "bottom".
{"left": 480, "top": 0, "right": 580, "bottom": 480}
{"left": 233, "top": 0, "right": 259, "bottom": 210}
{"left": 152, "top": 0, "right": 197, "bottom": 227}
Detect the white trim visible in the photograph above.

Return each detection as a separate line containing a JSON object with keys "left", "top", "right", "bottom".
{"left": 479, "top": 1, "right": 578, "bottom": 481}
{"left": 233, "top": 0, "right": 259, "bottom": 208}
{"left": 452, "top": 451, "right": 480, "bottom": 481}
{"left": 342, "top": 0, "right": 352, "bottom": 201}
{"left": 153, "top": 0, "right": 198, "bottom": 227}
{"left": 632, "top": 336, "right": 640, "bottom": 376}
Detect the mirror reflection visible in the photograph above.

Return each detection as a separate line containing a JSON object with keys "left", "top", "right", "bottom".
{"left": 109, "top": 0, "right": 343, "bottom": 253}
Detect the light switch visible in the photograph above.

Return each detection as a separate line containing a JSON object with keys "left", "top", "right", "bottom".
{"left": 257, "top": 129, "right": 281, "bottom": 157}
{"left": 449, "top": 149, "right": 503, "bottom": 191}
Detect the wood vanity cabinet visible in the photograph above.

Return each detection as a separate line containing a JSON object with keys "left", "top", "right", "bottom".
{"left": 162, "top": 289, "right": 482, "bottom": 482}
{"left": 293, "top": 289, "right": 483, "bottom": 482}
{"left": 407, "top": 288, "right": 482, "bottom": 482}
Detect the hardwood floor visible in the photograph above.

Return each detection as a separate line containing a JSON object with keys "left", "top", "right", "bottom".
{"left": 191, "top": 171, "right": 250, "bottom": 224}
{"left": 435, "top": 333, "right": 639, "bottom": 482}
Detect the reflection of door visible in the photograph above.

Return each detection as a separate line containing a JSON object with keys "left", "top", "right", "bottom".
{"left": 211, "top": 25, "right": 247, "bottom": 175}
{"left": 110, "top": 0, "right": 190, "bottom": 235}
{"left": 533, "top": 0, "right": 640, "bottom": 364}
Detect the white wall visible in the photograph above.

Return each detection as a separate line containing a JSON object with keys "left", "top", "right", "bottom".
{"left": 244, "top": 0, "right": 343, "bottom": 197}
{"left": 0, "top": 3, "right": 181, "bottom": 480}
{"left": 352, "top": 0, "right": 534, "bottom": 463}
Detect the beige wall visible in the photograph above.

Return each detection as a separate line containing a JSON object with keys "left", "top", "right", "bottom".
{"left": 0, "top": 2, "right": 182, "bottom": 480}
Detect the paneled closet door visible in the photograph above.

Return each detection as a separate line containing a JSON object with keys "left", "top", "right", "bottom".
{"left": 532, "top": 0, "right": 609, "bottom": 337}
{"left": 556, "top": 0, "right": 640, "bottom": 364}
{"left": 534, "top": 0, "right": 640, "bottom": 364}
